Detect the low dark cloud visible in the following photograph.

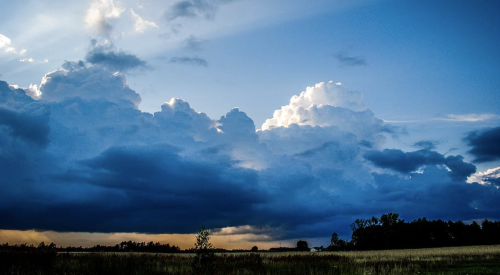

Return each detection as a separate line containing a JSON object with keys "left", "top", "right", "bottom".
{"left": 85, "top": 40, "right": 147, "bottom": 72}
{"left": 465, "top": 127, "right": 500, "bottom": 163}
{"left": 364, "top": 149, "right": 445, "bottom": 174}
{"left": 364, "top": 149, "right": 476, "bottom": 181}
{"left": 444, "top": 155, "right": 476, "bottom": 181}
{"left": 335, "top": 52, "right": 367, "bottom": 67}
{"left": 169, "top": 56, "right": 208, "bottom": 67}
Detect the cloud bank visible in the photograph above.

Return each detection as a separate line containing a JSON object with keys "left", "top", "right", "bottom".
{"left": 0, "top": 65, "right": 499, "bottom": 242}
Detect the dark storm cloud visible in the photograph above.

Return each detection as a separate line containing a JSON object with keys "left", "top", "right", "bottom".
{"left": 335, "top": 52, "right": 367, "bottom": 67}
{"left": 85, "top": 41, "right": 147, "bottom": 72}
{"left": 0, "top": 106, "right": 49, "bottom": 147}
{"left": 444, "top": 155, "right": 476, "bottom": 181}
{"left": 465, "top": 127, "right": 500, "bottom": 163}
{"left": 48, "top": 145, "right": 266, "bottom": 233}
{"left": 169, "top": 56, "right": 208, "bottom": 67}
{"left": 364, "top": 149, "right": 445, "bottom": 174}
{"left": 0, "top": 81, "right": 49, "bottom": 146}
{"left": 364, "top": 149, "right": 476, "bottom": 181}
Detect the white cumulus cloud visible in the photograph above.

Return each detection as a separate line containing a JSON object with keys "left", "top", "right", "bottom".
{"left": 261, "top": 81, "right": 367, "bottom": 130}
{"left": 261, "top": 81, "right": 385, "bottom": 147}
{"left": 85, "top": 0, "right": 125, "bottom": 36}
{"left": 20, "top": 58, "right": 34, "bottom": 63}
{"left": 0, "top": 33, "right": 18, "bottom": 54}
{"left": 130, "top": 8, "right": 158, "bottom": 33}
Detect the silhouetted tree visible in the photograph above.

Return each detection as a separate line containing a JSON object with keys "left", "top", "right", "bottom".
{"left": 193, "top": 225, "right": 215, "bottom": 270}
{"left": 328, "top": 232, "right": 348, "bottom": 251}
{"left": 296, "top": 240, "right": 309, "bottom": 251}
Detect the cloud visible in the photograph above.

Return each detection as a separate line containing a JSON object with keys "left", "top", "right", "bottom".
{"left": 85, "top": 40, "right": 147, "bottom": 72}
{"left": 0, "top": 33, "right": 25, "bottom": 55}
{"left": 260, "top": 81, "right": 387, "bottom": 147}
{"left": 169, "top": 56, "right": 208, "bottom": 67}
{"left": 364, "top": 148, "right": 476, "bottom": 181}
{"left": 364, "top": 149, "right": 445, "bottom": 174}
{"left": 0, "top": 34, "right": 16, "bottom": 53}
{"left": 465, "top": 127, "right": 500, "bottom": 163}
{"left": 444, "top": 155, "right": 476, "bottom": 182}
{"left": 468, "top": 166, "right": 500, "bottom": 188}
{"left": 335, "top": 52, "right": 367, "bottom": 67}
{"left": 413, "top": 140, "right": 438, "bottom": 150}
{"left": 39, "top": 63, "right": 142, "bottom": 108}
{"left": 19, "top": 58, "right": 34, "bottom": 63}
{"left": 385, "top": 113, "right": 500, "bottom": 124}
{"left": 442, "top": 114, "right": 500, "bottom": 122}
{"left": 165, "top": 0, "right": 235, "bottom": 21}
{"left": 0, "top": 71, "right": 499, "bottom": 243}
{"left": 62, "top": 60, "right": 86, "bottom": 71}
{"left": 23, "top": 84, "right": 42, "bottom": 100}
{"left": 130, "top": 8, "right": 158, "bottom": 33}
{"left": 0, "top": 106, "right": 49, "bottom": 147}
{"left": 183, "top": 35, "right": 206, "bottom": 51}
{"left": 0, "top": 83, "right": 49, "bottom": 147}
{"left": 85, "top": 0, "right": 125, "bottom": 37}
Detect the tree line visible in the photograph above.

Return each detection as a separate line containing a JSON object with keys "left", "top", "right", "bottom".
{"left": 0, "top": 241, "right": 181, "bottom": 253}
{"left": 328, "top": 213, "right": 500, "bottom": 251}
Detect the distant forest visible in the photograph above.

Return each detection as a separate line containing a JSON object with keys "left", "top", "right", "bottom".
{"left": 2, "top": 214, "right": 499, "bottom": 252}
{"left": 328, "top": 213, "right": 500, "bottom": 251}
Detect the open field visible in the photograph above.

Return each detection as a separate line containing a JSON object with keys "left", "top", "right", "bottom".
{"left": 1, "top": 245, "right": 499, "bottom": 275}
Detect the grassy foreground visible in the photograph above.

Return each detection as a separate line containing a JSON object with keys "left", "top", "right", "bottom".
{"left": 1, "top": 245, "right": 499, "bottom": 275}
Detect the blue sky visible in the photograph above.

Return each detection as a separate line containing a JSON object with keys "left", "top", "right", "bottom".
{"left": 0, "top": 0, "right": 499, "bottom": 249}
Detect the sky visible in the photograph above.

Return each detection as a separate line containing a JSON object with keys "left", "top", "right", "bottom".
{"left": 0, "top": 0, "right": 499, "bottom": 249}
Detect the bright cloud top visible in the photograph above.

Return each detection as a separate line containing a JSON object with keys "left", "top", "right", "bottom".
{"left": 130, "top": 8, "right": 158, "bottom": 33}
{"left": 0, "top": 33, "right": 26, "bottom": 55}
{"left": 262, "top": 81, "right": 368, "bottom": 130}
{"left": 85, "top": 0, "right": 125, "bottom": 36}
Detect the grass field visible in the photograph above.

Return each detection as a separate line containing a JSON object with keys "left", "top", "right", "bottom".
{"left": 1, "top": 245, "right": 499, "bottom": 274}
